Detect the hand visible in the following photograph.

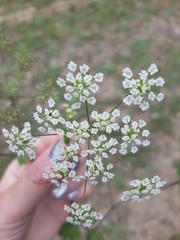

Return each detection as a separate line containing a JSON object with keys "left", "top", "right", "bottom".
{"left": 0, "top": 135, "right": 90, "bottom": 240}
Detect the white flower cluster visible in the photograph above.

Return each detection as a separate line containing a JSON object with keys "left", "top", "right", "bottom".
{"left": 64, "top": 202, "right": 103, "bottom": 227}
{"left": 89, "top": 135, "right": 118, "bottom": 158}
{"left": 43, "top": 160, "right": 77, "bottom": 187}
{"left": 2, "top": 122, "right": 39, "bottom": 160}
{"left": 122, "top": 63, "right": 165, "bottom": 111}
{"left": 43, "top": 142, "right": 82, "bottom": 186}
{"left": 119, "top": 115, "right": 150, "bottom": 155}
{"left": 121, "top": 176, "right": 166, "bottom": 202}
{"left": 56, "top": 61, "right": 104, "bottom": 109}
{"left": 38, "top": 62, "right": 166, "bottom": 226}
{"left": 65, "top": 120, "right": 90, "bottom": 145}
{"left": 91, "top": 109, "right": 120, "bottom": 134}
{"left": 33, "top": 98, "right": 65, "bottom": 134}
{"left": 85, "top": 156, "right": 114, "bottom": 185}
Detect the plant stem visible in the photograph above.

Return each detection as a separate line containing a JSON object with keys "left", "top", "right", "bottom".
{"left": 83, "top": 101, "right": 91, "bottom": 204}
{"left": 33, "top": 133, "right": 58, "bottom": 137}
{"left": 11, "top": 99, "right": 22, "bottom": 130}
{"left": 107, "top": 181, "right": 115, "bottom": 207}
{"left": 115, "top": 154, "right": 138, "bottom": 179}
{"left": 95, "top": 200, "right": 121, "bottom": 229}
{"left": 163, "top": 179, "right": 180, "bottom": 188}
{"left": 109, "top": 94, "right": 129, "bottom": 114}
{"left": 85, "top": 100, "right": 91, "bottom": 127}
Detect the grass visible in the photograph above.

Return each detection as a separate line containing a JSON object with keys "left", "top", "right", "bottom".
{"left": 0, "top": 0, "right": 180, "bottom": 238}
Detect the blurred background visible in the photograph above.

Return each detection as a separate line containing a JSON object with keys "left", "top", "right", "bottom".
{"left": 0, "top": 0, "right": 180, "bottom": 239}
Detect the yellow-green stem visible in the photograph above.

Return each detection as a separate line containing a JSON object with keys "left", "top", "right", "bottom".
{"left": 115, "top": 154, "right": 138, "bottom": 179}
{"left": 83, "top": 101, "right": 91, "bottom": 203}
{"left": 109, "top": 94, "right": 129, "bottom": 114}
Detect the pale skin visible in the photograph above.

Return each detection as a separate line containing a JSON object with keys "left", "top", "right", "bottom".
{"left": 0, "top": 135, "right": 90, "bottom": 240}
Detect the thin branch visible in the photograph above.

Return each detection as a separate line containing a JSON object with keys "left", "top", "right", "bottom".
{"left": 115, "top": 154, "right": 138, "bottom": 179}
{"left": 11, "top": 99, "right": 22, "bottom": 130}
{"left": 109, "top": 93, "right": 130, "bottom": 114}
{"left": 95, "top": 200, "right": 121, "bottom": 229}
{"left": 163, "top": 179, "right": 180, "bottom": 189}
{"left": 32, "top": 133, "right": 58, "bottom": 137}
{"left": 85, "top": 100, "right": 91, "bottom": 127}
{"left": 107, "top": 182, "right": 115, "bottom": 207}
{"left": 83, "top": 101, "right": 91, "bottom": 204}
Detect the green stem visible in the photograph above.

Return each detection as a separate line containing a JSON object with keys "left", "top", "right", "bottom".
{"left": 11, "top": 99, "right": 22, "bottom": 131}
{"left": 95, "top": 200, "right": 121, "bottom": 229}
{"left": 82, "top": 177, "right": 88, "bottom": 204}
{"left": 163, "top": 179, "right": 180, "bottom": 189}
{"left": 115, "top": 154, "right": 138, "bottom": 179}
{"left": 82, "top": 100, "right": 91, "bottom": 204}
{"left": 33, "top": 133, "right": 58, "bottom": 137}
{"left": 109, "top": 94, "right": 129, "bottom": 114}
{"left": 85, "top": 100, "right": 91, "bottom": 126}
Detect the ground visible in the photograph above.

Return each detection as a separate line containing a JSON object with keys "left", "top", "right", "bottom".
{"left": 0, "top": 1, "right": 180, "bottom": 239}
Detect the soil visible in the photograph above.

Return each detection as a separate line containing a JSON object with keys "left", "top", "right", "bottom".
{"left": 1, "top": 1, "right": 180, "bottom": 240}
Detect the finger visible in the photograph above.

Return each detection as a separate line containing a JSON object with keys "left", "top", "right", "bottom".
{"left": 51, "top": 144, "right": 87, "bottom": 199}
{"left": 0, "top": 160, "right": 29, "bottom": 194}
{"left": 35, "top": 135, "right": 60, "bottom": 158}
{"left": 0, "top": 139, "right": 65, "bottom": 221}
{"left": 0, "top": 135, "right": 61, "bottom": 194}
{"left": 26, "top": 182, "right": 92, "bottom": 240}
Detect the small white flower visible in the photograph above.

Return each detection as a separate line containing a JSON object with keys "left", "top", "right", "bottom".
{"left": 122, "top": 67, "right": 133, "bottom": 79}
{"left": 71, "top": 102, "right": 81, "bottom": 109}
{"left": 94, "top": 72, "right": 104, "bottom": 82}
{"left": 155, "top": 77, "right": 165, "bottom": 87}
{"left": 130, "top": 179, "right": 141, "bottom": 187}
{"left": 123, "top": 95, "right": 134, "bottom": 106}
{"left": 36, "top": 105, "right": 42, "bottom": 113}
{"left": 140, "top": 101, "right": 149, "bottom": 111}
{"left": 48, "top": 98, "right": 55, "bottom": 108}
{"left": 2, "top": 129, "right": 9, "bottom": 137}
{"left": 139, "top": 70, "right": 148, "bottom": 81}
{"left": 142, "top": 130, "right": 150, "bottom": 137}
{"left": 68, "top": 61, "right": 77, "bottom": 72}
{"left": 148, "top": 63, "right": 158, "bottom": 75}
{"left": 56, "top": 78, "right": 66, "bottom": 87}
{"left": 156, "top": 92, "right": 164, "bottom": 102}
{"left": 87, "top": 97, "right": 96, "bottom": 105}
{"left": 106, "top": 163, "right": 114, "bottom": 170}
{"left": 79, "top": 64, "right": 89, "bottom": 74}
{"left": 64, "top": 93, "right": 72, "bottom": 101}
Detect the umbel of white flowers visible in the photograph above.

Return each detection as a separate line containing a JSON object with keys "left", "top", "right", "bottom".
{"left": 121, "top": 176, "right": 167, "bottom": 202}
{"left": 2, "top": 61, "right": 166, "bottom": 227}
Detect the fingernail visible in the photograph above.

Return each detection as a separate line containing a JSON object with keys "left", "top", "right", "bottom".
{"left": 52, "top": 185, "right": 68, "bottom": 199}
{"left": 50, "top": 139, "right": 80, "bottom": 199}
{"left": 49, "top": 139, "right": 65, "bottom": 161}
{"left": 68, "top": 190, "right": 78, "bottom": 200}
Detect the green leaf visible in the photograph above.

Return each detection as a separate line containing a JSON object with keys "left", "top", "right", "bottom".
{"left": 59, "top": 222, "right": 81, "bottom": 240}
{"left": 18, "top": 155, "right": 27, "bottom": 165}
{"left": 87, "top": 229, "right": 104, "bottom": 240}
